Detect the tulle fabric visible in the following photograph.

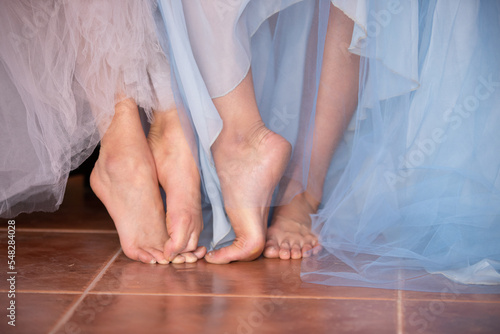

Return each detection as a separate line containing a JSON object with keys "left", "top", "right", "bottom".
{"left": 157, "top": 0, "right": 327, "bottom": 248}
{"left": 301, "top": 0, "right": 500, "bottom": 293}
{"left": 0, "top": 0, "right": 175, "bottom": 218}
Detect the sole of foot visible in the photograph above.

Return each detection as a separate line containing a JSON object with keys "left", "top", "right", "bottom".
{"left": 90, "top": 150, "right": 170, "bottom": 264}
{"left": 206, "top": 124, "right": 291, "bottom": 264}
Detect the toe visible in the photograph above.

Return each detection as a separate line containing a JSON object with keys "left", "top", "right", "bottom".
{"left": 290, "top": 243, "right": 302, "bottom": 259}
{"left": 263, "top": 239, "right": 280, "bottom": 258}
{"left": 302, "top": 244, "right": 313, "bottom": 258}
{"left": 171, "top": 254, "right": 186, "bottom": 264}
{"left": 312, "top": 244, "right": 322, "bottom": 255}
{"left": 204, "top": 248, "right": 230, "bottom": 264}
{"left": 132, "top": 249, "right": 157, "bottom": 264}
{"left": 164, "top": 213, "right": 202, "bottom": 260}
{"left": 193, "top": 246, "right": 207, "bottom": 259}
{"left": 147, "top": 248, "right": 169, "bottom": 264}
{"left": 185, "top": 232, "right": 201, "bottom": 253}
{"left": 182, "top": 252, "right": 198, "bottom": 263}
{"left": 164, "top": 236, "right": 189, "bottom": 262}
{"left": 279, "top": 241, "right": 291, "bottom": 260}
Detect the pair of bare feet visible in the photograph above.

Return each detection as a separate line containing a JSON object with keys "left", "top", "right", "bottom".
{"left": 90, "top": 97, "right": 319, "bottom": 265}
{"left": 90, "top": 98, "right": 205, "bottom": 264}
{"left": 91, "top": 4, "right": 356, "bottom": 265}
{"left": 201, "top": 3, "right": 357, "bottom": 264}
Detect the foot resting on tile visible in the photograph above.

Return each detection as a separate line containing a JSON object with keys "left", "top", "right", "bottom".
{"left": 205, "top": 72, "right": 292, "bottom": 264}
{"left": 148, "top": 108, "right": 206, "bottom": 264}
{"left": 91, "top": 97, "right": 204, "bottom": 264}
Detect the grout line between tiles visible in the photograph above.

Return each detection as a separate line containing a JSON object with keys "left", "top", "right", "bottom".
{"left": 402, "top": 297, "right": 500, "bottom": 303}
{"left": 87, "top": 291, "right": 395, "bottom": 301}
{"left": 14, "top": 290, "right": 82, "bottom": 295}
{"left": 48, "top": 248, "right": 122, "bottom": 334}
{"left": 8, "top": 289, "right": 496, "bottom": 303}
{"left": 11, "top": 228, "right": 117, "bottom": 234}
{"left": 397, "top": 289, "right": 404, "bottom": 334}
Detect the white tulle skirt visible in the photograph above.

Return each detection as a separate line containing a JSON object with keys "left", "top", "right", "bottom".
{"left": 0, "top": 0, "right": 175, "bottom": 217}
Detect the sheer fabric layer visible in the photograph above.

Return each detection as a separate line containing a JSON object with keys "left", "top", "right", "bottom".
{"left": 0, "top": 0, "right": 175, "bottom": 218}
{"left": 157, "top": 0, "right": 326, "bottom": 248}
{"left": 301, "top": 0, "right": 500, "bottom": 293}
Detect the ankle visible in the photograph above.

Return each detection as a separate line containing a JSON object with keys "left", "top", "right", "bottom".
{"left": 301, "top": 191, "right": 322, "bottom": 212}
{"left": 214, "top": 120, "right": 271, "bottom": 150}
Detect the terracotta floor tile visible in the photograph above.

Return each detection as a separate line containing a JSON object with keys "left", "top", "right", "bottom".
{"left": 10, "top": 176, "right": 116, "bottom": 232}
{"left": 0, "top": 293, "right": 77, "bottom": 334}
{"left": 403, "top": 299, "right": 500, "bottom": 334}
{"left": 54, "top": 294, "right": 396, "bottom": 334}
{"left": 0, "top": 232, "right": 120, "bottom": 292}
{"left": 92, "top": 253, "right": 396, "bottom": 299}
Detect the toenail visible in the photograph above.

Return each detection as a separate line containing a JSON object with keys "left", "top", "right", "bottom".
{"left": 158, "top": 259, "right": 169, "bottom": 265}
{"left": 149, "top": 259, "right": 157, "bottom": 264}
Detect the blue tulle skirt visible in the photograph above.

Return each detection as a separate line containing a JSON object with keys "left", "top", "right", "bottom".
{"left": 158, "top": 0, "right": 500, "bottom": 293}
{"left": 301, "top": 0, "right": 500, "bottom": 293}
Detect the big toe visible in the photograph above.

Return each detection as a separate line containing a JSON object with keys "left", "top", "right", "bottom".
{"left": 263, "top": 239, "right": 280, "bottom": 259}
{"left": 205, "top": 240, "right": 264, "bottom": 264}
{"left": 123, "top": 247, "right": 157, "bottom": 264}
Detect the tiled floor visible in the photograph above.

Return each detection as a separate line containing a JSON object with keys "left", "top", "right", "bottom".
{"left": 1, "top": 176, "right": 499, "bottom": 334}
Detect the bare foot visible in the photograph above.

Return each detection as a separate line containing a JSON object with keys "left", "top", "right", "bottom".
{"left": 264, "top": 192, "right": 321, "bottom": 260}
{"left": 90, "top": 98, "right": 169, "bottom": 264}
{"left": 206, "top": 122, "right": 291, "bottom": 264}
{"left": 264, "top": 5, "right": 358, "bottom": 261}
{"left": 148, "top": 109, "right": 206, "bottom": 263}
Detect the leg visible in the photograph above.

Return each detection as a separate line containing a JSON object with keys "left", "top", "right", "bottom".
{"left": 205, "top": 71, "right": 292, "bottom": 264}
{"left": 147, "top": 108, "right": 206, "bottom": 263}
{"left": 90, "top": 98, "right": 169, "bottom": 264}
{"left": 265, "top": 5, "right": 360, "bottom": 259}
